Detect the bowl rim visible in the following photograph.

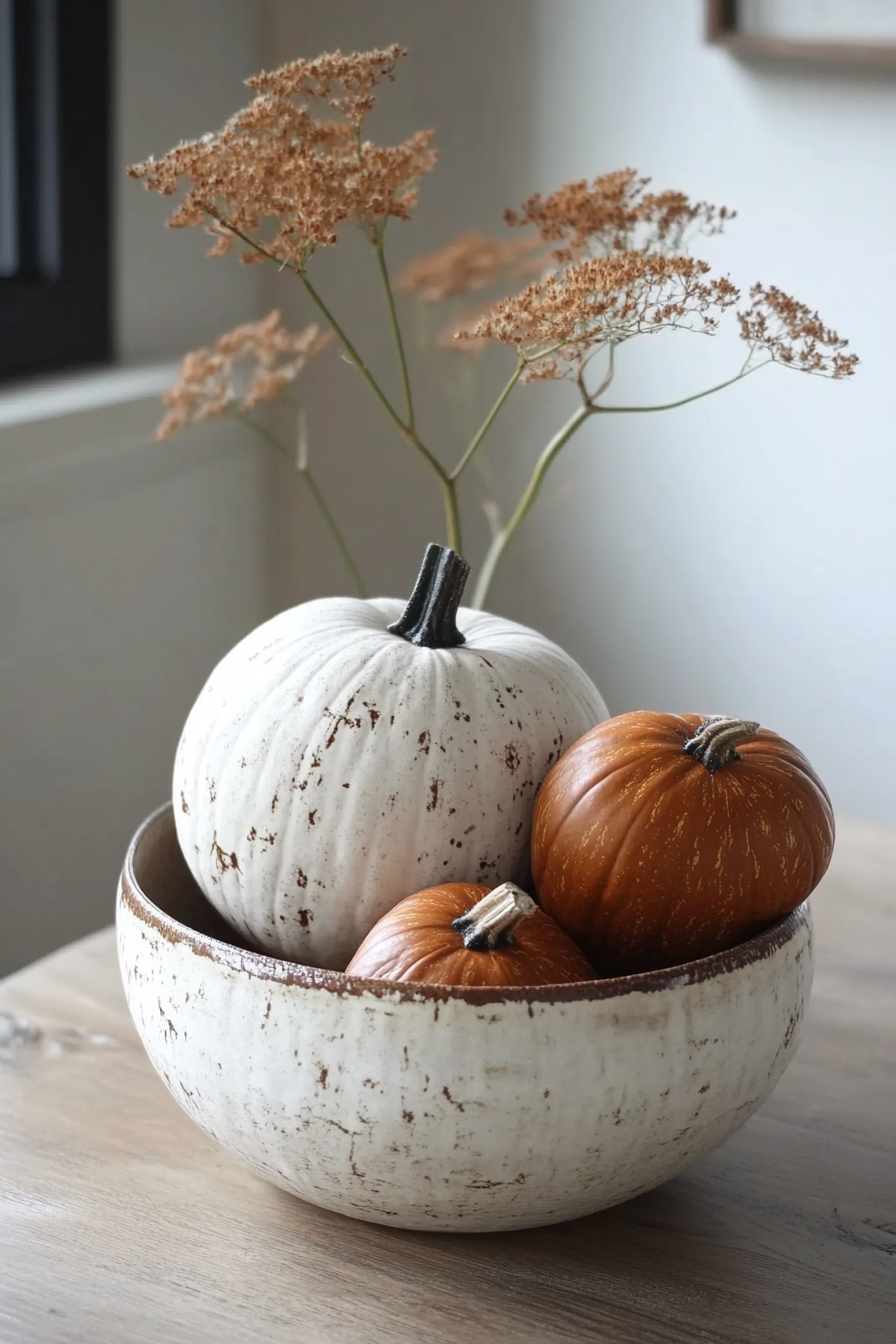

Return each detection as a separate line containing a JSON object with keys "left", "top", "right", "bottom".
{"left": 120, "top": 802, "right": 811, "bottom": 1006}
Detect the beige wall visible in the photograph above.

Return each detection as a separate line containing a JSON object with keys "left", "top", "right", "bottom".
{"left": 0, "top": 0, "right": 268, "bottom": 976}
{"left": 502, "top": 0, "right": 896, "bottom": 824}
{"left": 265, "top": 0, "right": 896, "bottom": 825}
{"left": 0, "top": 406, "right": 268, "bottom": 975}
{"left": 259, "top": 0, "right": 540, "bottom": 610}
{"left": 3, "top": 0, "right": 893, "bottom": 976}
{"left": 116, "top": 0, "right": 265, "bottom": 361}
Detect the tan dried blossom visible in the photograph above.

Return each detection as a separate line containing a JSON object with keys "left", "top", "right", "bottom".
{"left": 739, "top": 284, "right": 858, "bottom": 378}
{"left": 505, "top": 168, "right": 734, "bottom": 263}
{"left": 245, "top": 46, "right": 404, "bottom": 120}
{"left": 395, "top": 232, "right": 546, "bottom": 301}
{"left": 156, "top": 311, "right": 331, "bottom": 440}
{"left": 436, "top": 305, "right": 493, "bottom": 352}
{"left": 129, "top": 46, "right": 437, "bottom": 268}
{"left": 458, "top": 253, "right": 740, "bottom": 379}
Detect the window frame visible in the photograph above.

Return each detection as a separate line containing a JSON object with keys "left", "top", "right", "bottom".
{"left": 706, "top": 0, "right": 896, "bottom": 65}
{"left": 0, "top": 0, "right": 112, "bottom": 383}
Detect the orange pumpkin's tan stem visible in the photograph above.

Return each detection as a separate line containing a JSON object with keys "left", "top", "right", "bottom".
{"left": 451, "top": 883, "right": 538, "bottom": 951}
{"left": 683, "top": 716, "right": 761, "bottom": 775}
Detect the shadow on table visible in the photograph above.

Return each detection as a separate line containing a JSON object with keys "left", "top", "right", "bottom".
{"left": 264, "top": 1171, "right": 813, "bottom": 1344}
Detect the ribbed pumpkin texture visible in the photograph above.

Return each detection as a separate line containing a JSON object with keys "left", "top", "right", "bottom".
{"left": 344, "top": 882, "right": 596, "bottom": 987}
{"left": 531, "top": 711, "right": 835, "bottom": 976}
{"left": 173, "top": 545, "right": 607, "bottom": 970}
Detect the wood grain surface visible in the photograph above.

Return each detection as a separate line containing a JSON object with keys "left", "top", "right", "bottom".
{"left": 1, "top": 818, "right": 894, "bottom": 1344}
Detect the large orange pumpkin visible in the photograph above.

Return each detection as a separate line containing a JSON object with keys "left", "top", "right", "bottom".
{"left": 344, "top": 881, "right": 596, "bottom": 987}
{"left": 531, "top": 711, "right": 835, "bottom": 976}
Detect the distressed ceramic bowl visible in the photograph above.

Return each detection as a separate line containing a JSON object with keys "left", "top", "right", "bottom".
{"left": 117, "top": 804, "right": 813, "bottom": 1233}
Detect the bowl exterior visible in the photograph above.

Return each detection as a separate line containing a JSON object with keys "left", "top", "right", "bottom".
{"left": 117, "top": 857, "right": 813, "bottom": 1233}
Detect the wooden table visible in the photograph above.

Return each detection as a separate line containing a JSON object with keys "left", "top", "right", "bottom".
{"left": 1, "top": 819, "right": 894, "bottom": 1344}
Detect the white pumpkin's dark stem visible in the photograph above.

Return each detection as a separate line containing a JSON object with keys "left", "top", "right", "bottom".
{"left": 451, "top": 883, "right": 537, "bottom": 951}
{"left": 683, "top": 716, "right": 760, "bottom": 774}
{"left": 387, "top": 543, "right": 470, "bottom": 648}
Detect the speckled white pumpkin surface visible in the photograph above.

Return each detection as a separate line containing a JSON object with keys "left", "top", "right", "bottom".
{"left": 174, "top": 597, "right": 608, "bottom": 968}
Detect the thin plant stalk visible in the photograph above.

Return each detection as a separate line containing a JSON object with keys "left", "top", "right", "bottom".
{"left": 472, "top": 402, "right": 594, "bottom": 609}
{"left": 211, "top": 211, "right": 405, "bottom": 435}
{"left": 241, "top": 416, "right": 368, "bottom": 599}
{"left": 301, "top": 468, "right": 369, "bottom": 599}
{"left": 211, "top": 216, "right": 780, "bottom": 606}
{"left": 212, "top": 210, "right": 462, "bottom": 553}
{"left": 450, "top": 361, "right": 524, "bottom": 482}
{"left": 597, "top": 361, "right": 769, "bottom": 414}
{"left": 371, "top": 225, "right": 416, "bottom": 430}
{"left": 300, "top": 265, "right": 462, "bottom": 553}
{"left": 470, "top": 353, "right": 772, "bottom": 608}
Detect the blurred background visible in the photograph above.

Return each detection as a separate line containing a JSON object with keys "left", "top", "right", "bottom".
{"left": 1, "top": 0, "right": 894, "bottom": 976}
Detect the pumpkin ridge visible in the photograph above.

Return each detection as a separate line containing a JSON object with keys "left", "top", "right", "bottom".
{"left": 767, "top": 773, "right": 833, "bottom": 895}
{"left": 259, "top": 633, "right": 401, "bottom": 925}
{"left": 345, "top": 880, "right": 594, "bottom": 987}
{"left": 228, "top": 630, "right": 410, "bottom": 960}
{"left": 380, "top": 943, "right": 462, "bottom": 983}
{"left": 535, "top": 711, "right": 835, "bottom": 973}
{"left": 176, "top": 587, "right": 608, "bottom": 964}
{"left": 546, "top": 748, "right": 695, "bottom": 910}
{"left": 533, "top": 745, "right": 670, "bottom": 873}
{"left": 729, "top": 744, "right": 834, "bottom": 886}
{"left": 229, "top": 622, "right": 371, "bottom": 787}
{"left": 740, "top": 744, "right": 834, "bottom": 812}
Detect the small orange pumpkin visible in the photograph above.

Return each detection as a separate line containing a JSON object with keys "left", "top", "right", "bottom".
{"left": 531, "top": 711, "right": 835, "bottom": 976}
{"left": 344, "top": 881, "right": 596, "bottom": 987}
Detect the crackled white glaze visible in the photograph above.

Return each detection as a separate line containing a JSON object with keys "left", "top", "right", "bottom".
{"left": 173, "top": 597, "right": 607, "bottom": 968}
{"left": 118, "top": 807, "right": 814, "bottom": 1234}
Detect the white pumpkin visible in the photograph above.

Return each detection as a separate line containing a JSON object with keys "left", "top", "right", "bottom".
{"left": 173, "top": 546, "right": 608, "bottom": 968}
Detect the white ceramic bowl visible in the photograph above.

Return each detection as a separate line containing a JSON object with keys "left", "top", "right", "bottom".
{"left": 117, "top": 804, "right": 813, "bottom": 1233}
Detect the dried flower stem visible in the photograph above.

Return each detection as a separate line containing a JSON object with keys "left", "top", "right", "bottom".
{"left": 467, "top": 346, "right": 611, "bottom": 606}
{"left": 472, "top": 402, "right": 595, "bottom": 609}
{"left": 297, "top": 266, "right": 404, "bottom": 428}
{"left": 211, "top": 210, "right": 462, "bottom": 553}
{"left": 597, "top": 360, "right": 768, "bottom": 415}
{"left": 300, "top": 260, "right": 462, "bottom": 552}
{"left": 240, "top": 416, "right": 367, "bottom": 598}
{"left": 300, "top": 466, "right": 369, "bottom": 599}
{"left": 136, "top": 64, "right": 856, "bottom": 609}
{"left": 469, "top": 348, "right": 768, "bottom": 608}
{"left": 450, "top": 361, "right": 524, "bottom": 482}
{"left": 210, "top": 211, "right": 404, "bottom": 430}
{"left": 371, "top": 225, "right": 415, "bottom": 430}
{"left": 584, "top": 340, "right": 616, "bottom": 403}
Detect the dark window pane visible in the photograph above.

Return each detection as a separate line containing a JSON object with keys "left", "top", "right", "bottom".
{"left": 0, "top": 0, "right": 111, "bottom": 382}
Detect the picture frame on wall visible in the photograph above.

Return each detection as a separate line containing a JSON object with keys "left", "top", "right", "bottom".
{"left": 707, "top": 0, "right": 896, "bottom": 67}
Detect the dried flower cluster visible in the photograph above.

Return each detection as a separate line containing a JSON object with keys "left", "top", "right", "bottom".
{"left": 129, "top": 46, "right": 437, "bottom": 267}
{"left": 439, "top": 169, "right": 856, "bottom": 383}
{"left": 505, "top": 168, "right": 735, "bottom": 264}
{"left": 140, "top": 45, "right": 858, "bottom": 605}
{"left": 739, "top": 284, "right": 858, "bottom": 378}
{"left": 459, "top": 253, "right": 740, "bottom": 379}
{"left": 395, "top": 232, "right": 545, "bottom": 302}
{"left": 156, "top": 311, "right": 330, "bottom": 440}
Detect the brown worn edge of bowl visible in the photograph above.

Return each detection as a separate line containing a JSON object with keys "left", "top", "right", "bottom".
{"left": 119, "top": 802, "right": 811, "bottom": 1007}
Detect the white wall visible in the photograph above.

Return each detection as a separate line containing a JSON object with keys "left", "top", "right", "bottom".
{"left": 485, "top": 0, "right": 896, "bottom": 825}
{"left": 260, "top": 0, "right": 541, "bottom": 611}
{"left": 0, "top": 0, "right": 269, "bottom": 976}
{"left": 117, "top": 0, "right": 264, "bottom": 360}
{"left": 260, "top": 0, "right": 896, "bottom": 824}
{"left": 4, "top": 0, "right": 891, "bottom": 975}
{"left": 0, "top": 406, "right": 269, "bottom": 975}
